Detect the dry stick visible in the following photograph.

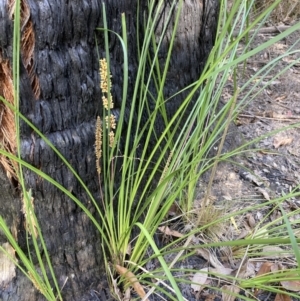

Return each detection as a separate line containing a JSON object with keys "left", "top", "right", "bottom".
{"left": 233, "top": 25, "right": 291, "bottom": 37}
{"left": 239, "top": 113, "right": 300, "bottom": 121}
{"left": 269, "top": 22, "right": 286, "bottom": 35}
{"left": 115, "top": 264, "right": 149, "bottom": 301}
{"left": 200, "top": 89, "right": 239, "bottom": 219}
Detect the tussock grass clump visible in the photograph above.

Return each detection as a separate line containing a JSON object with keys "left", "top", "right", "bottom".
{"left": 1, "top": 0, "right": 300, "bottom": 300}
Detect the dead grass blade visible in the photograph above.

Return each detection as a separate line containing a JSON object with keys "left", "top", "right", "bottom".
{"left": 115, "top": 264, "right": 149, "bottom": 301}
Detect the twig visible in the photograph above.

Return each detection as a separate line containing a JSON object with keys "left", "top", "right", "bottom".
{"left": 233, "top": 25, "right": 291, "bottom": 37}
{"left": 238, "top": 113, "right": 300, "bottom": 122}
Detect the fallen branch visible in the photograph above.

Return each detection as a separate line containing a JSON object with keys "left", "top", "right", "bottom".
{"left": 233, "top": 25, "right": 291, "bottom": 37}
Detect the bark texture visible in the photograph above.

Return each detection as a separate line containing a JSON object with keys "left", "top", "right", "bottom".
{"left": 0, "top": 1, "right": 220, "bottom": 300}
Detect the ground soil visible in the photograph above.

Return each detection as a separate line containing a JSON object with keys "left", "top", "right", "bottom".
{"left": 184, "top": 23, "right": 300, "bottom": 301}
{"left": 198, "top": 26, "right": 300, "bottom": 220}
{"left": 143, "top": 23, "right": 300, "bottom": 301}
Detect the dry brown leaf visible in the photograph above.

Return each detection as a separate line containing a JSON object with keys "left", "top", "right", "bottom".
{"left": 115, "top": 264, "right": 149, "bottom": 301}
{"left": 221, "top": 284, "right": 240, "bottom": 301}
{"left": 256, "top": 187, "right": 270, "bottom": 201}
{"left": 254, "top": 261, "right": 273, "bottom": 296}
{"left": 246, "top": 213, "right": 256, "bottom": 229}
{"left": 256, "top": 262, "right": 273, "bottom": 276}
{"left": 270, "top": 264, "right": 300, "bottom": 292}
{"left": 281, "top": 275, "right": 300, "bottom": 292}
{"left": 157, "top": 226, "right": 183, "bottom": 238}
{"left": 274, "top": 293, "right": 292, "bottom": 301}
{"left": 273, "top": 137, "right": 293, "bottom": 148}
{"left": 191, "top": 268, "right": 208, "bottom": 292}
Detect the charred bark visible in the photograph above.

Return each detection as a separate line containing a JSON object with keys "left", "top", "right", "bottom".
{"left": 0, "top": 1, "right": 220, "bottom": 300}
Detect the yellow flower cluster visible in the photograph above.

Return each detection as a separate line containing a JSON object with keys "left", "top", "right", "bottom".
{"left": 105, "top": 115, "right": 116, "bottom": 130}
{"left": 97, "top": 58, "right": 115, "bottom": 150}
{"left": 159, "top": 151, "right": 173, "bottom": 184}
{"left": 102, "top": 95, "right": 114, "bottom": 110}
{"left": 95, "top": 116, "right": 102, "bottom": 175}
{"left": 99, "top": 58, "right": 114, "bottom": 110}
{"left": 99, "top": 58, "right": 112, "bottom": 93}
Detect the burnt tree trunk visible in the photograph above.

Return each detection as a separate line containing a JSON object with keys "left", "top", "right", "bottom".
{"left": 0, "top": 1, "right": 220, "bottom": 300}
